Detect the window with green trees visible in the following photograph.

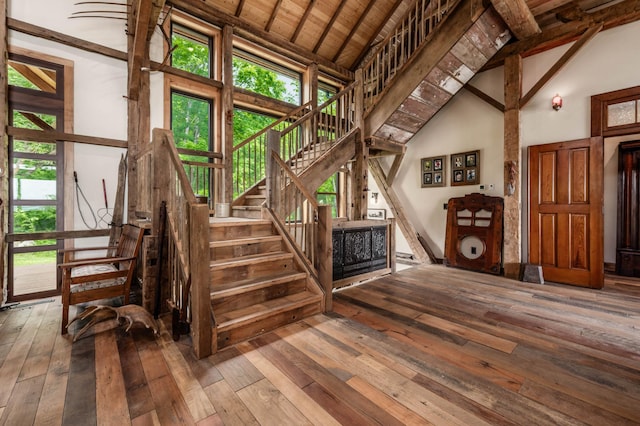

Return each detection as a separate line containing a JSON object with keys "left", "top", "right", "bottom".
{"left": 171, "top": 23, "right": 211, "bottom": 78}
{"left": 233, "top": 49, "right": 301, "bottom": 105}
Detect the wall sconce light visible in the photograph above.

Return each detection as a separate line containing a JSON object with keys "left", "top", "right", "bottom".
{"left": 371, "top": 192, "right": 379, "bottom": 203}
{"left": 552, "top": 94, "right": 563, "bottom": 111}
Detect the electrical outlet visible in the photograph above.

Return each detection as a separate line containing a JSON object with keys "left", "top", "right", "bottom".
{"left": 443, "top": 203, "right": 448, "bottom": 210}
{"left": 471, "top": 246, "right": 477, "bottom": 255}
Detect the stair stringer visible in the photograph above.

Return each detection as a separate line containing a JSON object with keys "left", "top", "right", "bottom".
{"left": 364, "top": 3, "right": 512, "bottom": 143}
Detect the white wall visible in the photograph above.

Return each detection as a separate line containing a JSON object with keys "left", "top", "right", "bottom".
{"left": 8, "top": 0, "right": 166, "bottom": 237}
{"left": 384, "top": 20, "right": 640, "bottom": 263}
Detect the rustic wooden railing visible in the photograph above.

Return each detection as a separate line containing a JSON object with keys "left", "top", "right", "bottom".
{"left": 232, "top": 102, "right": 312, "bottom": 198}
{"left": 178, "top": 147, "right": 224, "bottom": 211}
{"left": 362, "top": 0, "right": 461, "bottom": 111}
{"left": 279, "top": 81, "right": 358, "bottom": 176}
{"left": 139, "top": 129, "right": 212, "bottom": 358}
{"left": 266, "top": 132, "right": 333, "bottom": 308}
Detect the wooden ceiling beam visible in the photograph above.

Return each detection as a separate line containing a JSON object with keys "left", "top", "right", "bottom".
{"left": 485, "top": 0, "right": 640, "bottom": 68}
{"left": 291, "top": 0, "right": 315, "bottom": 43}
{"left": 313, "top": 0, "right": 348, "bottom": 54}
{"left": 489, "top": 0, "right": 541, "bottom": 39}
{"left": 331, "top": 0, "right": 376, "bottom": 62}
{"left": 148, "top": 0, "right": 166, "bottom": 40}
{"left": 265, "top": 0, "right": 283, "bottom": 32}
{"left": 168, "top": 0, "right": 352, "bottom": 80}
{"left": 235, "top": 0, "right": 246, "bottom": 17}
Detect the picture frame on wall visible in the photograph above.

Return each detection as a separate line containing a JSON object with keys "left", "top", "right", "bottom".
{"left": 451, "top": 150, "right": 480, "bottom": 186}
{"left": 367, "top": 208, "right": 386, "bottom": 220}
{"left": 421, "top": 155, "right": 446, "bottom": 187}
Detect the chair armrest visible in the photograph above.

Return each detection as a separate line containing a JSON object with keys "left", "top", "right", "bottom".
{"left": 58, "top": 256, "right": 137, "bottom": 270}
{"left": 58, "top": 246, "right": 117, "bottom": 254}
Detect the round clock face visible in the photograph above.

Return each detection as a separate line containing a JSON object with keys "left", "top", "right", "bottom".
{"left": 459, "top": 235, "right": 485, "bottom": 260}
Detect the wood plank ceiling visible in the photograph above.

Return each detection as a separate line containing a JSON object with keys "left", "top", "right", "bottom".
{"left": 176, "top": 0, "right": 640, "bottom": 72}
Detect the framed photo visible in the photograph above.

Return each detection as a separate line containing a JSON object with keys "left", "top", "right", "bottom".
{"left": 367, "top": 208, "right": 386, "bottom": 220}
{"left": 421, "top": 155, "right": 446, "bottom": 187}
{"left": 451, "top": 150, "right": 480, "bottom": 186}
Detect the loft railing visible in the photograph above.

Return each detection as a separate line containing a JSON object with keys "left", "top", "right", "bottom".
{"left": 139, "top": 129, "right": 212, "bottom": 358}
{"left": 178, "top": 147, "right": 223, "bottom": 211}
{"left": 362, "top": 0, "right": 461, "bottom": 111}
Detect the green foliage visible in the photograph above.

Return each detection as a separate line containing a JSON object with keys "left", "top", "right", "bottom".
{"left": 13, "top": 206, "right": 57, "bottom": 233}
{"left": 14, "top": 250, "right": 57, "bottom": 266}
{"left": 233, "top": 56, "right": 299, "bottom": 104}
{"left": 171, "top": 27, "right": 210, "bottom": 78}
{"left": 171, "top": 92, "right": 210, "bottom": 152}
{"left": 8, "top": 65, "right": 39, "bottom": 90}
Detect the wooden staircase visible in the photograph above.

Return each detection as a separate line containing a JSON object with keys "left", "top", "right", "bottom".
{"left": 209, "top": 218, "right": 323, "bottom": 350}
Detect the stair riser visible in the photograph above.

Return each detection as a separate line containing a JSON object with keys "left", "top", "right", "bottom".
{"left": 216, "top": 301, "right": 322, "bottom": 350}
{"left": 244, "top": 197, "right": 266, "bottom": 206}
{"left": 209, "top": 222, "right": 274, "bottom": 240}
{"left": 232, "top": 208, "right": 263, "bottom": 219}
{"left": 212, "top": 278, "right": 307, "bottom": 314}
{"left": 211, "top": 258, "right": 295, "bottom": 283}
{"left": 210, "top": 240, "right": 283, "bottom": 261}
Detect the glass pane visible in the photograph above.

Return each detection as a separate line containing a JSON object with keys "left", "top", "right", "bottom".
{"left": 12, "top": 159, "right": 57, "bottom": 200}
{"left": 12, "top": 249, "right": 57, "bottom": 295}
{"left": 12, "top": 206, "right": 57, "bottom": 233}
{"left": 12, "top": 139, "right": 57, "bottom": 155}
{"left": 607, "top": 101, "right": 636, "bottom": 127}
{"left": 233, "top": 109, "right": 277, "bottom": 145}
{"left": 233, "top": 51, "right": 301, "bottom": 105}
{"left": 171, "top": 24, "right": 211, "bottom": 78}
{"left": 318, "top": 82, "right": 338, "bottom": 105}
{"left": 12, "top": 110, "right": 56, "bottom": 130}
{"left": 171, "top": 92, "right": 211, "bottom": 151}
{"left": 8, "top": 60, "right": 57, "bottom": 93}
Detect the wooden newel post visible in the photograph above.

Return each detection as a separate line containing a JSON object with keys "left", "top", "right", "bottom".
{"left": 266, "top": 130, "right": 281, "bottom": 214}
{"left": 317, "top": 205, "right": 333, "bottom": 312}
{"left": 190, "top": 202, "right": 212, "bottom": 358}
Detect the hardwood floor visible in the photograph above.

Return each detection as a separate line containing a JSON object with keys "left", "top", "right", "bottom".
{"left": 0, "top": 264, "right": 638, "bottom": 425}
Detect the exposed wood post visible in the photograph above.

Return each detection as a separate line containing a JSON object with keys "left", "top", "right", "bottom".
{"left": 386, "top": 152, "right": 405, "bottom": 186}
{"left": 266, "top": 130, "right": 281, "bottom": 214}
{"left": 222, "top": 25, "right": 234, "bottom": 204}
{"left": 352, "top": 69, "right": 367, "bottom": 220}
{"left": 503, "top": 54, "right": 522, "bottom": 279}
{"left": 127, "top": 0, "right": 151, "bottom": 221}
{"left": 388, "top": 217, "right": 396, "bottom": 273}
{"left": 369, "top": 158, "right": 429, "bottom": 264}
{"left": 190, "top": 203, "right": 212, "bottom": 358}
{"left": 0, "top": 0, "right": 7, "bottom": 300}
{"left": 317, "top": 205, "right": 332, "bottom": 312}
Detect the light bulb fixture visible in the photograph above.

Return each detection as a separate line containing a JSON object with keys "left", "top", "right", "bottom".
{"left": 371, "top": 192, "right": 379, "bottom": 203}
{"left": 552, "top": 94, "right": 563, "bottom": 111}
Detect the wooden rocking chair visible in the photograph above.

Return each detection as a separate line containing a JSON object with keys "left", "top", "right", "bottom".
{"left": 59, "top": 224, "right": 145, "bottom": 334}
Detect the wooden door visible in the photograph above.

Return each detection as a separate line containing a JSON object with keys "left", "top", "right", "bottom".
{"left": 528, "top": 137, "right": 604, "bottom": 288}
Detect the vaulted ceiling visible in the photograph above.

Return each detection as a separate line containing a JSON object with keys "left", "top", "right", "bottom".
{"left": 164, "top": 0, "right": 640, "bottom": 76}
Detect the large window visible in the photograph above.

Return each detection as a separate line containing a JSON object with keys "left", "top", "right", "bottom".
{"left": 171, "top": 22, "right": 212, "bottom": 78}
{"left": 233, "top": 49, "right": 301, "bottom": 105}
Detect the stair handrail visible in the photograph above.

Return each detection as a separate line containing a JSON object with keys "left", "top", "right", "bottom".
{"left": 267, "top": 143, "right": 320, "bottom": 272}
{"left": 361, "top": 0, "right": 461, "bottom": 112}
{"left": 276, "top": 80, "right": 358, "bottom": 176}
{"left": 232, "top": 101, "right": 313, "bottom": 198}
{"left": 148, "top": 128, "right": 212, "bottom": 358}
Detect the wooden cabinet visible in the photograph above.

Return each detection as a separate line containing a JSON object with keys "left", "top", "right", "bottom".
{"left": 616, "top": 140, "right": 640, "bottom": 277}
{"left": 333, "top": 223, "right": 388, "bottom": 281}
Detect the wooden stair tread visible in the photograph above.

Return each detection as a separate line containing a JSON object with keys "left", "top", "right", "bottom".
{"left": 209, "top": 219, "right": 271, "bottom": 227}
{"left": 210, "top": 235, "right": 281, "bottom": 248}
{"left": 210, "top": 251, "right": 293, "bottom": 269}
{"left": 211, "top": 271, "right": 307, "bottom": 298}
{"left": 216, "top": 291, "right": 322, "bottom": 331}
{"left": 245, "top": 195, "right": 266, "bottom": 199}
{"left": 232, "top": 205, "right": 261, "bottom": 210}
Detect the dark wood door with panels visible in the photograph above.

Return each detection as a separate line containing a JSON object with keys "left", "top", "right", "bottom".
{"left": 528, "top": 137, "right": 604, "bottom": 288}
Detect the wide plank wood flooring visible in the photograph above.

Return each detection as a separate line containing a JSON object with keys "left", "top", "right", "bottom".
{"left": 0, "top": 264, "right": 639, "bottom": 425}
